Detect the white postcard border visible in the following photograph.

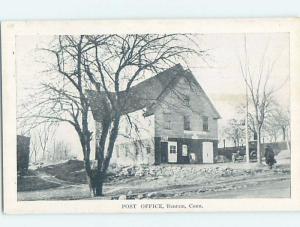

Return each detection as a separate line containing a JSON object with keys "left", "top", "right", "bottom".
{"left": 2, "top": 18, "right": 300, "bottom": 213}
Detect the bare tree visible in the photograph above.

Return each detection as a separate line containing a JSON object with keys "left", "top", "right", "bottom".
{"left": 36, "top": 124, "right": 56, "bottom": 160}
{"left": 19, "top": 34, "right": 204, "bottom": 196}
{"left": 223, "top": 118, "right": 245, "bottom": 148}
{"left": 239, "top": 35, "right": 288, "bottom": 163}
{"left": 236, "top": 104, "right": 258, "bottom": 141}
{"left": 264, "top": 105, "right": 290, "bottom": 152}
{"left": 82, "top": 34, "right": 203, "bottom": 196}
{"left": 270, "top": 107, "right": 290, "bottom": 141}
{"left": 29, "top": 134, "right": 39, "bottom": 163}
{"left": 18, "top": 36, "right": 105, "bottom": 189}
{"left": 51, "top": 140, "right": 71, "bottom": 161}
{"left": 264, "top": 120, "right": 280, "bottom": 142}
{"left": 21, "top": 123, "right": 56, "bottom": 163}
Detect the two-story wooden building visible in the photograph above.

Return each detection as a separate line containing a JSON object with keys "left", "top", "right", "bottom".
{"left": 87, "top": 64, "right": 220, "bottom": 166}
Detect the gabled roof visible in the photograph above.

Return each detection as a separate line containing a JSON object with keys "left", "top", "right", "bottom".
{"left": 86, "top": 64, "right": 221, "bottom": 122}
{"left": 184, "top": 69, "right": 221, "bottom": 120}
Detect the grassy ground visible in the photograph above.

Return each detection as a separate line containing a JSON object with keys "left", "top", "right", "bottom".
{"left": 37, "top": 160, "right": 87, "bottom": 184}
{"left": 17, "top": 160, "right": 86, "bottom": 192}
{"left": 17, "top": 170, "right": 60, "bottom": 192}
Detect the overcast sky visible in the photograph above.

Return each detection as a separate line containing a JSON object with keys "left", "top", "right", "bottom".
{"left": 16, "top": 33, "right": 290, "bottom": 156}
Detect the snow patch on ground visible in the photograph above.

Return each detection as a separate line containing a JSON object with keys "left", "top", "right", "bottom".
{"left": 276, "top": 149, "right": 290, "bottom": 160}
{"left": 275, "top": 149, "right": 291, "bottom": 165}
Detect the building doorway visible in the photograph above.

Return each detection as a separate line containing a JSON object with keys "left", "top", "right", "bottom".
{"left": 168, "top": 141, "right": 177, "bottom": 163}
{"left": 202, "top": 142, "right": 214, "bottom": 163}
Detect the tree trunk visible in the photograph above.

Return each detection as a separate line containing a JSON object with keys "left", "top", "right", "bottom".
{"left": 286, "top": 127, "right": 291, "bottom": 153}
{"left": 91, "top": 116, "right": 121, "bottom": 197}
{"left": 87, "top": 171, "right": 105, "bottom": 197}
{"left": 94, "top": 173, "right": 104, "bottom": 196}
{"left": 88, "top": 119, "right": 112, "bottom": 197}
{"left": 84, "top": 158, "right": 92, "bottom": 177}
{"left": 95, "top": 180, "right": 103, "bottom": 196}
{"left": 257, "top": 129, "right": 262, "bottom": 163}
{"left": 101, "top": 116, "right": 120, "bottom": 173}
{"left": 96, "top": 119, "right": 111, "bottom": 161}
{"left": 282, "top": 127, "right": 286, "bottom": 141}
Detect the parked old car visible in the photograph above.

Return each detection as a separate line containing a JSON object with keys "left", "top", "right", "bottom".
{"left": 231, "top": 141, "right": 257, "bottom": 162}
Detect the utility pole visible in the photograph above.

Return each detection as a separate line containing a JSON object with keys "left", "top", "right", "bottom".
{"left": 243, "top": 34, "right": 250, "bottom": 163}
{"left": 245, "top": 77, "right": 250, "bottom": 163}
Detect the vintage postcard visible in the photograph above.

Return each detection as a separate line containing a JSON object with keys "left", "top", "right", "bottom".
{"left": 2, "top": 19, "right": 300, "bottom": 213}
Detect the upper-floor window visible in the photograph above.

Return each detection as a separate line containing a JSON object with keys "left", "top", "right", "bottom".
{"left": 202, "top": 116, "right": 209, "bottom": 131}
{"left": 124, "top": 144, "right": 130, "bottom": 157}
{"left": 183, "top": 95, "right": 190, "bottom": 107}
{"left": 184, "top": 115, "right": 191, "bottom": 130}
{"left": 163, "top": 112, "right": 171, "bottom": 130}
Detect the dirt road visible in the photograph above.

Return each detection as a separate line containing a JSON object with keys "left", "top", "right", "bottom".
{"left": 193, "top": 178, "right": 290, "bottom": 199}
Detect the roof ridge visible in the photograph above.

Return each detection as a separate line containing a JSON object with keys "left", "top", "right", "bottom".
{"left": 86, "top": 63, "right": 185, "bottom": 95}
{"left": 144, "top": 68, "right": 184, "bottom": 114}
{"left": 183, "top": 70, "right": 221, "bottom": 119}
{"left": 86, "top": 64, "right": 221, "bottom": 121}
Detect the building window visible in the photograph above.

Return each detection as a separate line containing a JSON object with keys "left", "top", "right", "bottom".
{"left": 163, "top": 112, "right": 171, "bottom": 130}
{"left": 125, "top": 144, "right": 129, "bottom": 157}
{"left": 170, "top": 145, "right": 177, "bottom": 154}
{"left": 146, "top": 145, "right": 151, "bottom": 154}
{"left": 182, "top": 145, "right": 188, "bottom": 156}
{"left": 203, "top": 116, "right": 209, "bottom": 131}
{"left": 134, "top": 142, "right": 140, "bottom": 157}
{"left": 183, "top": 96, "right": 190, "bottom": 107}
{"left": 184, "top": 115, "right": 191, "bottom": 130}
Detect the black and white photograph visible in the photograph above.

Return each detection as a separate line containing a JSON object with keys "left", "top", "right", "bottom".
{"left": 2, "top": 19, "right": 300, "bottom": 213}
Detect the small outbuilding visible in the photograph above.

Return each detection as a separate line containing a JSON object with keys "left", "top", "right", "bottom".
{"left": 17, "top": 135, "right": 30, "bottom": 175}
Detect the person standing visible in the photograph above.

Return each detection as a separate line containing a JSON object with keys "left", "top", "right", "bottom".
{"left": 265, "top": 145, "right": 276, "bottom": 169}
